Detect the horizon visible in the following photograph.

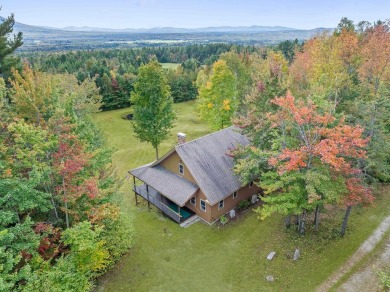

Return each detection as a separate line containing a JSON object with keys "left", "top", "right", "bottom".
{"left": 1, "top": 0, "right": 389, "bottom": 30}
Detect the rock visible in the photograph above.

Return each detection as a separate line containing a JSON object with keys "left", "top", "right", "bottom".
{"left": 267, "top": 251, "right": 276, "bottom": 260}
{"left": 266, "top": 275, "right": 275, "bottom": 282}
{"left": 229, "top": 209, "right": 236, "bottom": 219}
{"left": 293, "top": 249, "right": 300, "bottom": 261}
{"left": 251, "top": 194, "right": 259, "bottom": 204}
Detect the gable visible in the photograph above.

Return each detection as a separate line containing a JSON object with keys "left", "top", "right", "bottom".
{"left": 175, "top": 127, "right": 249, "bottom": 205}
{"left": 159, "top": 151, "right": 196, "bottom": 184}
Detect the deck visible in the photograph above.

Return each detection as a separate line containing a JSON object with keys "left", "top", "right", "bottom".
{"left": 133, "top": 184, "right": 193, "bottom": 223}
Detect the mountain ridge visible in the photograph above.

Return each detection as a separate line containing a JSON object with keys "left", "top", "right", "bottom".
{"left": 0, "top": 16, "right": 332, "bottom": 34}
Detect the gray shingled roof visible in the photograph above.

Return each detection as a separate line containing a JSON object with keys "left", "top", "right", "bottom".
{"left": 175, "top": 127, "right": 249, "bottom": 205}
{"left": 130, "top": 164, "right": 198, "bottom": 206}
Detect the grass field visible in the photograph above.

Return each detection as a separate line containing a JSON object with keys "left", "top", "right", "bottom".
{"left": 160, "top": 62, "right": 181, "bottom": 70}
{"left": 93, "top": 101, "right": 390, "bottom": 291}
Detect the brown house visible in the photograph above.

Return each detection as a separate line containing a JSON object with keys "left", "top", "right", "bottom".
{"left": 129, "top": 127, "right": 261, "bottom": 225}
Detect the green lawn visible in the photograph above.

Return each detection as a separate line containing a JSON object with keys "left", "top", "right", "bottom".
{"left": 93, "top": 101, "right": 390, "bottom": 291}
{"left": 160, "top": 62, "right": 181, "bottom": 70}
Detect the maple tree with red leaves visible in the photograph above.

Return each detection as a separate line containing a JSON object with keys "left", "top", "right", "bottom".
{"left": 51, "top": 118, "right": 98, "bottom": 228}
{"left": 236, "top": 92, "right": 374, "bottom": 234}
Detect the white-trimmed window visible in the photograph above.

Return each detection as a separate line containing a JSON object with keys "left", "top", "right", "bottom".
{"left": 179, "top": 163, "right": 184, "bottom": 175}
{"left": 233, "top": 191, "right": 238, "bottom": 199}
{"left": 249, "top": 181, "right": 254, "bottom": 188}
{"left": 190, "top": 197, "right": 196, "bottom": 206}
{"left": 218, "top": 200, "right": 224, "bottom": 210}
{"left": 200, "top": 199, "right": 206, "bottom": 212}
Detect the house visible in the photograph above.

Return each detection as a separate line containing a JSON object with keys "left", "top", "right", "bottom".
{"left": 129, "top": 127, "right": 261, "bottom": 224}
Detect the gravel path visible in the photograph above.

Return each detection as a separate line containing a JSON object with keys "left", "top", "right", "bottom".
{"left": 316, "top": 215, "right": 390, "bottom": 292}
{"left": 339, "top": 234, "right": 390, "bottom": 292}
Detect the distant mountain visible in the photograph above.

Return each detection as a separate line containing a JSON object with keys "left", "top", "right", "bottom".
{"left": 2, "top": 16, "right": 330, "bottom": 35}
{"left": 59, "top": 25, "right": 298, "bottom": 33}
{"left": 0, "top": 17, "right": 332, "bottom": 52}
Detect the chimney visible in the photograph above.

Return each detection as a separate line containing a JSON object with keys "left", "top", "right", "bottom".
{"left": 177, "top": 132, "right": 186, "bottom": 144}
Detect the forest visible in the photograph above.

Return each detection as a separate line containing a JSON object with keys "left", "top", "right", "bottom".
{"left": 1, "top": 10, "right": 389, "bottom": 291}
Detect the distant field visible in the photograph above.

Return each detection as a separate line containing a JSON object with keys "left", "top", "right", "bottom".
{"left": 160, "top": 62, "right": 181, "bottom": 69}
{"left": 93, "top": 101, "right": 390, "bottom": 291}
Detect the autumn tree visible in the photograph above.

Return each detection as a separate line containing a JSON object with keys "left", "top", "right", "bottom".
{"left": 355, "top": 22, "right": 390, "bottom": 181}
{"left": 235, "top": 92, "right": 373, "bottom": 234}
{"left": 131, "top": 60, "right": 175, "bottom": 159}
{"left": 197, "top": 59, "right": 237, "bottom": 130}
{"left": 220, "top": 50, "right": 253, "bottom": 100}
{"left": 288, "top": 31, "right": 355, "bottom": 113}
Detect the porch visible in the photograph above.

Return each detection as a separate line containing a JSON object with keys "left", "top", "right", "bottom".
{"left": 133, "top": 184, "right": 194, "bottom": 224}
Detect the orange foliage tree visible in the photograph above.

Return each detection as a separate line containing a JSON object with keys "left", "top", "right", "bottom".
{"left": 235, "top": 92, "right": 374, "bottom": 234}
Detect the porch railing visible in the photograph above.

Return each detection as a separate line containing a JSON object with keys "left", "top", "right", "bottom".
{"left": 133, "top": 184, "right": 181, "bottom": 223}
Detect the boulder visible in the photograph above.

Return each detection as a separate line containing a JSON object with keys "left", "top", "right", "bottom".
{"left": 266, "top": 275, "right": 275, "bottom": 282}
{"left": 293, "top": 249, "right": 300, "bottom": 261}
{"left": 267, "top": 251, "right": 276, "bottom": 260}
{"left": 229, "top": 209, "right": 236, "bottom": 219}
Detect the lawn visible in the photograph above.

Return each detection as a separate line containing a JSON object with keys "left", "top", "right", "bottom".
{"left": 93, "top": 101, "right": 390, "bottom": 291}
{"left": 160, "top": 62, "right": 181, "bottom": 70}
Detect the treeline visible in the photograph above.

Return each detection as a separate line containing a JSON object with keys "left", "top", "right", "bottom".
{"left": 195, "top": 18, "right": 389, "bottom": 234}
{"left": 1, "top": 64, "right": 134, "bottom": 291}
{"left": 22, "top": 44, "right": 259, "bottom": 110}
{"left": 0, "top": 15, "right": 133, "bottom": 291}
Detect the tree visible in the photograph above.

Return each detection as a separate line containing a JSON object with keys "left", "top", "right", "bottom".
{"left": 356, "top": 22, "right": 390, "bottom": 181}
{"left": 197, "top": 60, "right": 237, "bottom": 130}
{"left": 131, "top": 60, "right": 175, "bottom": 159}
{"left": 220, "top": 50, "right": 252, "bottom": 100}
{"left": 235, "top": 92, "right": 374, "bottom": 234}
{"left": 0, "top": 12, "right": 23, "bottom": 79}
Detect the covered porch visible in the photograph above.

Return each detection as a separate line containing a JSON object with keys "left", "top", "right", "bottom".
{"left": 133, "top": 183, "right": 194, "bottom": 223}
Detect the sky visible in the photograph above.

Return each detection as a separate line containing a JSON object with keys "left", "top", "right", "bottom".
{"left": 1, "top": 0, "right": 389, "bottom": 30}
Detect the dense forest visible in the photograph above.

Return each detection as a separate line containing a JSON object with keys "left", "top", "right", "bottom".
{"left": 0, "top": 14, "right": 133, "bottom": 291}
{"left": 21, "top": 44, "right": 264, "bottom": 110}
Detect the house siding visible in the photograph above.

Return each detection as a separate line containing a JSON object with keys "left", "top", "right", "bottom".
{"left": 210, "top": 183, "right": 262, "bottom": 222}
{"left": 184, "top": 189, "right": 212, "bottom": 223}
{"left": 159, "top": 151, "right": 196, "bottom": 184}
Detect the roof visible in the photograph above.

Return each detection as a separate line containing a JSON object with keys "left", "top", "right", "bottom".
{"left": 175, "top": 127, "right": 249, "bottom": 205}
{"left": 130, "top": 164, "right": 198, "bottom": 206}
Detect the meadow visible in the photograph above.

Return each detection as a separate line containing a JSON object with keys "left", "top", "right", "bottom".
{"left": 93, "top": 101, "right": 390, "bottom": 291}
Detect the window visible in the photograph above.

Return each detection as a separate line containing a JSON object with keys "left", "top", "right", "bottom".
{"left": 200, "top": 199, "right": 206, "bottom": 212}
{"left": 218, "top": 200, "right": 224, "bottom": 210}
{"left": 233, "top": 191, "right": 237, "bottom": 199}
{"left": 179, "top": 163, "right": 184, "bottom": 175}
{"left": 190, "top": 197, "right": 196, "bottom": 206}
{"left": 249, "top": 181, "right": 254, "bottom": 188}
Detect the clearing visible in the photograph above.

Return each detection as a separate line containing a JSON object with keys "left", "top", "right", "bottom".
{"left": 93, "top": 101, "right": 390, "bottom": 291}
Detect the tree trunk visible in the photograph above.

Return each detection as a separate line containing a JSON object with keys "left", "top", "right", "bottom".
{"left": 45, "top": 185, "right": 59, "bottom": 219}
{"left": 340, "top": 205, "right": 352, "bottom": 237}
{"left": 155, "top": 146, "right": 159, "bottom": 160}
{"left": 62, "top": 177, "right": 69, "bottom": 229}
{"left": 299, "top": 209, "right": 307, "bottom": 235}
{"left": 314, "top": 205, "right": 321, "bottom": 232}
{"left": 285, "top": 215, "right": 291, "bottom": 228}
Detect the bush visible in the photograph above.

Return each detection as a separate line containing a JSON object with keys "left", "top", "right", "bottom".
{"left": 237, "top": 199, "right": 251, "bottom": 211}
{"left": 220, "top": 215, "right": 228, "bottom": 224}
{"left": 23, "top": 256, "right": 92, "bottom": 292}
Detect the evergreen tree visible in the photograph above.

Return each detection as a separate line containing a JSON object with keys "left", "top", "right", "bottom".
{"left": 0, "top": 13, "right": 23, "bottom": 79}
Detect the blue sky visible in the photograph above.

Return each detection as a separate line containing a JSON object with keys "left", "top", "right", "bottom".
{"left": 1, "top": 0, "right": 389, "bottom": 29}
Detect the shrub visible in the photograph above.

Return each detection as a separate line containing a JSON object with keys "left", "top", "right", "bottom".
{"left": 237, "top": 199, "right": 251, "bottom": 211}
{"left": 220, "top": 215, "right": 228, "bottom": 224}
